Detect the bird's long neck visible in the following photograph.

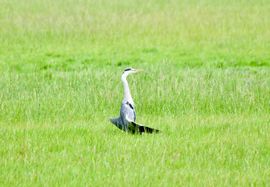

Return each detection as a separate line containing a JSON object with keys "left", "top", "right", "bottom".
{"left": 121, "top": 75, "right": 134, "bottom": 105}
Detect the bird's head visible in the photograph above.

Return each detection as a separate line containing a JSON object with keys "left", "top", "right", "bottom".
{"left": 122, "top": 67, "right": 143, "bottom": 77}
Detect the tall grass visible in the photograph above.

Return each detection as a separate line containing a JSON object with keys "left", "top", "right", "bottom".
{"left": 0, "top": 66, "right": 269, "bottom": 124}
{"left": 1, "top": 0, "right": 270, "bottom": 70}
{"left": 0, "top": 0, "right": 269, "bottom": 186}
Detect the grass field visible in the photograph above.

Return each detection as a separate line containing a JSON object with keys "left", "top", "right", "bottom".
{"left": 0, "top": 0, "right": 270, "bottom": 186}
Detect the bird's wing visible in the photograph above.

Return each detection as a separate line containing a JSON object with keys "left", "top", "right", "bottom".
{"left": 110, "top": 117, "right": 126, "bottom": 130}
{"left": 120, "top": 101, "right": 136, "bottom": 122}
{"left": 110, "top": 117, "right": 122, "bottom": 126}
{"left": 128, "top": 121, "right": 160, "bottom": 134}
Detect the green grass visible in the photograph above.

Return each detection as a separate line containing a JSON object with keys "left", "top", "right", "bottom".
{"left": 0, "top": 0, "right": 270, "bottom": 186}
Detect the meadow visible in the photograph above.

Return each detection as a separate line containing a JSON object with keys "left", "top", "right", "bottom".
{"left": 0, "top": 0, "right": 270, "bottom": 186}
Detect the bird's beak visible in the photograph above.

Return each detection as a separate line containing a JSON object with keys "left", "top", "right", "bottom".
{"left": 135, "top": 69, "right": 144, "bottom": 73}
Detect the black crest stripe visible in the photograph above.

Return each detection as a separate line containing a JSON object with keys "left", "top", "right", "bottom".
{"left": 124, "top": 68, "right": 132, "bottom": 71}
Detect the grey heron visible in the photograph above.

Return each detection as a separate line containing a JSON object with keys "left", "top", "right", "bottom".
{"left": 110, "top": 68, "right": 160, "bottom": 134}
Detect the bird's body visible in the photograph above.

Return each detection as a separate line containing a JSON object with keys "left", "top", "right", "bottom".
{"left": 110, "top": 68, "right": 159, "bottom": 134}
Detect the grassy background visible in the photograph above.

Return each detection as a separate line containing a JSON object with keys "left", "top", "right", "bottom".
{"left": 0, "top": 0, "right": 270, "bottom": 186}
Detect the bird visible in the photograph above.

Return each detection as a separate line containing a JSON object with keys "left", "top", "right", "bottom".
{"left": 110, "top": 67, "right": 160, "bottom": 134}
